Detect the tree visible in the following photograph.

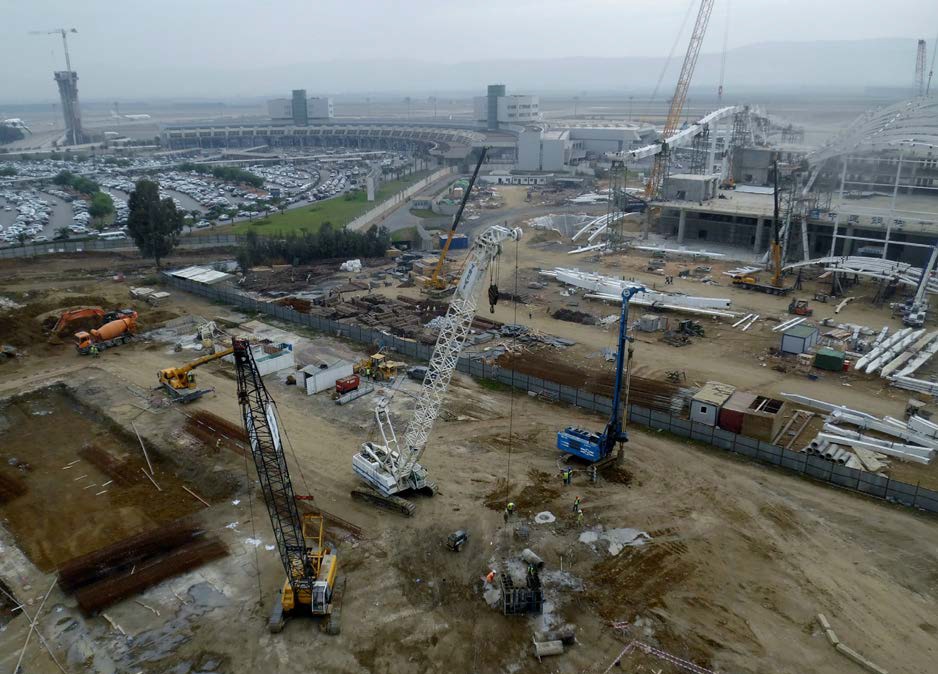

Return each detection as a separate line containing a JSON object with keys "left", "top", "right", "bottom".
{"left": 54, "top": 227, "right": 71, "bottom": 241}
{"left": 15, "top": 232, "right": 30, "bottom": 247}
{"left": 89, "top": 191, "right": 115, "bottom": 222}
{"left": 0, "top": 166, "right": 16, "bottom": 177}
{"left": 126, "top": 179, "right": 184, "bottom": 269}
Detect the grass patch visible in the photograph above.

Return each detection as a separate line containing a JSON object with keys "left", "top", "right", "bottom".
{"left": 409, "top": 208, "right": 437, "bottom": 219}
{"left": 211, "top": 171, "right": 432, "bottom": 236}
{"left": 391, "top": 226, "right": 417, "bottom": 243}
{"left": 477, "top": 378, "right": 511, "bottom": 393}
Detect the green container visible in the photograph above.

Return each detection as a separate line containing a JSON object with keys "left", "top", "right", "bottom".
{"left": 814, "top": 347, "right": 846, "bottom": 371}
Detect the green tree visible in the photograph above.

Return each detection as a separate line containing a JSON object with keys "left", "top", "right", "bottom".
{"left": 15, "top": 232, "right": 30, "bottom": 247}
{"left": 126, "top": 179, "right": 184, "bottom": 269}
{"left": 89, "top": 191, "right": 115, "bottom": 222}
{"left": 52, "top": 170, "right": 74, "bottom": 186}
{"left": 0, "top": 166, "right": 16, "bottom": 177}
{"left": 54, "top": 226, "right": 71, "bottom": 240}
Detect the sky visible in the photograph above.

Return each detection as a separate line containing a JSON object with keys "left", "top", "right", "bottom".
{"left": 2, "top": 0, "right": 938, "bottom": 101}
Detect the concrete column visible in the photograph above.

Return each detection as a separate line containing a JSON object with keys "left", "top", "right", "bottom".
{"left": 677, "top": 209, "right": 687, "bottom": 243}
{"left": 843, "top": 225, "right": 855, "bottom": 256}
{"left": 753, "top": 217, "right": 764, "bottom": 253}
{"left": 729, "top": 215, "right": 737, "bottom": 245}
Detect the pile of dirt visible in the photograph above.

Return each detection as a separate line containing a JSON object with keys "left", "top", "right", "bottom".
{"left": 552, "top": 308, "right": 597, "bottom": 325}
{"left": 138, "top": 309, "right": 181, "bottom": 329}
{"left": 0, "top": 294, "right": 112, "bottom": 347}
{"left": 483, "top": 468, "right": 562, "bottom": 514}
{"left": 600, "top": 464, "right": 634, "bottom": 485}
{"left": 587, "top": 537, "right": 694, "bottom": 620}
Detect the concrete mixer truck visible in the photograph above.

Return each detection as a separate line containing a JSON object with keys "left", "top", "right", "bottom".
{"left": 74, "top": 312, "right": 138, "bottom": 355}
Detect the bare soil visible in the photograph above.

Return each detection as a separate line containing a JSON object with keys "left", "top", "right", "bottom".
{"left": 1, "top": 252, "right": 937, "bottom": 674}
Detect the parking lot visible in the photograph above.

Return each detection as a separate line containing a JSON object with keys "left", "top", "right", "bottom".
{"left": 0, "top": 148, "right": 412, "bottom": 244}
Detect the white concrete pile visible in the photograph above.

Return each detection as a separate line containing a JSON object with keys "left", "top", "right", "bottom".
{"left": 540, "top": 267, "right": 736, "bottom": 319}
{"left": 782, "top": 393, "right": 936, "bottom": 466}
{"left": 340, "top": 259, "right": 363, "bottom": 272}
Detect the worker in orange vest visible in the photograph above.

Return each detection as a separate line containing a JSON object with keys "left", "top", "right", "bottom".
{"left": 485, "top": 569, "right": 496, "bottom": 584}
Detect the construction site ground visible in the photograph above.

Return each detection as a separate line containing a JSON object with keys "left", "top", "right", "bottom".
{"left": 1, "top": 251, "right": 938, "bottom": 673}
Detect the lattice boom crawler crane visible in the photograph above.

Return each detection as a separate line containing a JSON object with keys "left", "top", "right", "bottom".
{"left": 352, "top": 224, "right": 523, "bottom": 515}
{"left": 233, "top": 338, "right": 343, "bottom": 633}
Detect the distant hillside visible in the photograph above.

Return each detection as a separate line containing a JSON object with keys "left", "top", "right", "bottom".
{"left": 3, "top": 38, "right": 924, "bottom": 102}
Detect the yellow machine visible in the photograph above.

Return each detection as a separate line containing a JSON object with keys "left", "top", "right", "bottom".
{"left": 232, "top": 338, "right": 344, "bottom": 634}
{"left": 354, "top": 351, "right": 406, "bottom": 381}
{"left": 158, "top": 347, "right": 234, "bottom": 402}
{"left": 276, "top": 514, "right": 340, "bottom": 631}
{"left": 423, "top": 147, "right": 489, "bottom": 295}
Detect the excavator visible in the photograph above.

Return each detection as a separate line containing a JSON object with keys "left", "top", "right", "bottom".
{"left": 158, "top": 347, "right": 234, "bottom": 403}
{"left": 422, "top": 146, "right": 488, "bottom": 297}
{"left": 48, "top": 307, "right": 133, "bottom": 340}
{"left": 232, "top": 337, "right": 343, "bottom": 633}
{"left": 352, "top": 224, "right": 522, "bottom": 515}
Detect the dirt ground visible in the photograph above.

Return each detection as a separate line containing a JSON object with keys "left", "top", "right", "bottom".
{"left": 2, "top": 253, "right": 938, "bottom": 674}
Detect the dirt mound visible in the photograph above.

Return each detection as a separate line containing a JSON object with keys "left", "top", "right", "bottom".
{"left": 138, "top": 309, "right": 180, "bottom": 329}
{"left": 587, "top": 539, "right": 694, "bottom": 620}
{"left": 483, "top": 468, "right": 562, "bottom": 514}
{"left": 552, "top": 309, "right": 597, "bottom": 325}
{"left": 600, "top": 464, "right": 634, "bottom": 485}
{"left": 0, "top": 295, "right": 114, "bottom": 347}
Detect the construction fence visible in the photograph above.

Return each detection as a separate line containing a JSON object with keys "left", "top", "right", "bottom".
{"left": 163, "top": 274, "right": 938, "bottom": 516}
{"left": 0, "top": 234, "right": 243, "bottom": 259}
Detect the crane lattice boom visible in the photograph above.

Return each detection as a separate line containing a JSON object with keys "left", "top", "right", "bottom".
{"left": 645, "top": 0, "right": 716, "bottom": 200}
{"left": 353, "top": 225, "right": 521, "bottom": 506}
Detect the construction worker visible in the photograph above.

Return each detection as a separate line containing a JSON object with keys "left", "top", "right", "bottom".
{"left": 577, "top": 509, "right": 585, "bottom": 527}
{"left": 485, "top": 569, "right": 496, "bottom": 584}
{"left": 527, "top": 564, "right": 536, "bottom": 579}
{"left": 90, "top": 344, "right": 99, "bottom": 358}
{"left": 506, "top": 501, "right": 515, "bottom": 520}
{"left": 564, "top": 468, "right": 573, "bottom": 486}
{"left": 573, "top": 495, "right": 581, "bottom": 513}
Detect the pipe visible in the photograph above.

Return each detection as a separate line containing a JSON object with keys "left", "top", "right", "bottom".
{"left": 732, "top": 313, "right": 753, "bottom": 328}
{"left": 816, "top": 433, "right": 933, "bottom": 464}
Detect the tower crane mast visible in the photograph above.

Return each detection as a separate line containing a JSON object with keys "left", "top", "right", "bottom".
{"left": 644, "top": 0, "right": 716, "bottom": 200}
{"left": 30, "top": 28, "right": 78, "bottom": 72}
{"left": 915, "top": 39, "right": 927, "bottom": 97}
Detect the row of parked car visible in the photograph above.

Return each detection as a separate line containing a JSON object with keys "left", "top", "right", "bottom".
{"left": 0, "top": 189, "right": 52, "bottom": 244}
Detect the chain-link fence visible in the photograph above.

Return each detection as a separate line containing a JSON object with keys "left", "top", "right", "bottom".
{"left": 0, "top": 234, "right": 243, "bottom": 259}
{"left": 163, "top": 273, "right": 938, "bottom": 515}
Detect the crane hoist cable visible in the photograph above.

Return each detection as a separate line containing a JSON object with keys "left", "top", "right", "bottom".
{"left": 504, "top": 236, "right": 521, "bottom": 485}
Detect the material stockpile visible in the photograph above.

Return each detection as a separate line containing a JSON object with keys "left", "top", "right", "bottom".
{"left": 57, "top": 519, "right": 227, "bottom": 614}
{"left": 296, "top": 294, "right": 449, "bottom": 340}
{"left": 184, "top": 410, "right": 249, "bottom": 456}
{"left": 781, "top": 393, "right": 937, "bottom": 468}
{"left": 497, "top": 352, "right": 692, "bottom": 413}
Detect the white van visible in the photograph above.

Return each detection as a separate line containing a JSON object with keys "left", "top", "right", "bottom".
{"left": 98, "top": 231, "right": 128, "bottom": 241}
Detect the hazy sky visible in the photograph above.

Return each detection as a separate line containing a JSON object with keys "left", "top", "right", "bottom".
{"left": 3, "top": 0, "right": 937, "bottom": 101}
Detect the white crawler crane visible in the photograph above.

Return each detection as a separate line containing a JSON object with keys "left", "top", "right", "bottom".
{"left": 352, "top": 224, "right": 522, "bottom": 515}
